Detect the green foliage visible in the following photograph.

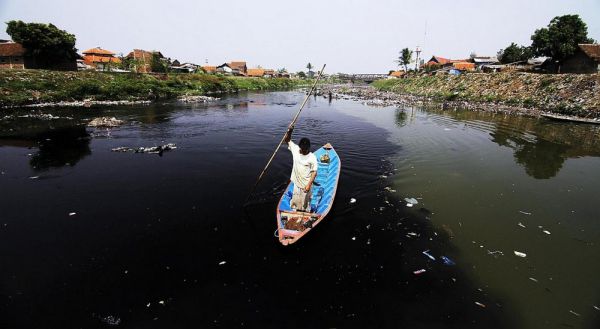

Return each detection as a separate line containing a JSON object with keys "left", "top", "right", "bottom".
{"left": 297, "top": 71, "right": 307, "bottom": 79}
{"left": 397, "top": 48, "right": 413, "bottom": 72}
{"left": 498, "top": 43, "right": 533, "bottom": 64}
{"left": 530, "top": 14, "right": 594, "bottom": 62}
{"left": 151, "top": 53, "right": 168, "bottom": 73}
{"left": 5, "top": 20, "right": 78, "bottom": 68}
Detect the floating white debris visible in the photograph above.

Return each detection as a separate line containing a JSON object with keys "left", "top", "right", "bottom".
{"left": 351, "top": 237, "right": 356, "bottom": 241}
{"left": 68, "top": 212, "right": 76, "bottom": 216}
{"left": 218, "top": 261, "right": 226, "bottom": 265}
{"left": 529, "top": 277, "right": 538, "bottom": 283}
{"left": 404, "top": 197, "right": 419, "bottom": 205}
{"left": 543, "top": 230, "right": 551, "bottom": 235}
{"left": 475, "top": 302, "right": 486, "bottom": 308}
{"left": 29, "top": 176, "right": 39, "bottom": 179}
{"left": 518, "top": 222, "right": 526, "bottom": 228}
{"left": 349, "top": 198, "right": 356, "bottom": 204}
{"left": 422, "top": 250, "right": 436, "bottom": 261}
{"left": 146, "top": 303, "right": 151, "bottom": 307}
{"left": 569, "top": 310, "right": 580, "bottom": 317}
{"left": 519, "top": 211, "right": 532, "bottom": 215}
{"left": 593, "top": 305, "right": 600, "bottom": 311}
{"left": 159, "top": 300, "right": 165, "bottom": 305}
{"left": 514, "top": 251, "right": 527, "bottom": 258}
{"left": 413, "top": 269, "right": 426, "bottom": 275}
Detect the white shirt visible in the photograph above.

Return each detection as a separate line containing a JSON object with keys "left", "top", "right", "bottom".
{"left": 288, "top": 141, "right": 318, "bottom": 189}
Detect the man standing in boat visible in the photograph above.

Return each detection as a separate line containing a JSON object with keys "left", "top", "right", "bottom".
{"left": 284, "top": 126, "right": 318, "bottom": 212}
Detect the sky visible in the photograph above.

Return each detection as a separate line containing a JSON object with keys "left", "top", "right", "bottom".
{"left": 0, "top": 0, "right": 599, "bottom": 74}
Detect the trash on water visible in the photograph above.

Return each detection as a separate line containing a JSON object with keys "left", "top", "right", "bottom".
{"left": 218, "top": 261, "right": 226, "bottom": 265}
{"left": 487, "top": 250, "right": 504, "bottom": 257}
{"left": 569, "top": 310, "right": 581, "bottom": 317}
{"left": 529, "top": 277, "right": 538, "bottom": 283}
{"left": 146, "top": 303, "right": 151, "bottom": 307}
{"left": 29, "top": 176, "right": 39, "bottom": 179}
{"left": 593, "top": 305, "right": 600, "bottom": 311}
{"left": 422, "top": 250, "right": 436, "bottom": 261}
{"left": 441, "top": 256, "right": 456, "bottom": 266}
{"left": 543, "top": 230, "right": 551, "bottom": 235}
{"left": 68, "top": 212, "right": 76, "bottom": 216}
{"left": 159, "top": 300, "right": 165, "bottom": 305}
{"left": 519, "top": 211, "right": 532, "bottom": 215}
{"left": 407, "top": 232, "right": 418, "bottom": 237}
{"left": 384, "top": 186, "right": 396, "bottom": 193}
{"left": 352, "top": 236, "right": 356, "bottom": 241}
{"left": 111, "top": 143, "right": 177, "bottom": 154}
{"left": 475, "top": 302, "right": 486, "bottom": 308}
{"left": 413, "top": 269, "right": 426, "bottom": 275}
{"left": 518, "top": 222, "right": 526, "bottom": 228}
{"left": 98, "top": 315, "right": 121, "bottom": 326}
{"left": 514, "top": 251, "right": 527, "bottom": 258}
{"left": 404, "top": 197, "right": 419, "bottom": 206}
{"left": 349, "top": 198, "right": 356, "bottom": 204}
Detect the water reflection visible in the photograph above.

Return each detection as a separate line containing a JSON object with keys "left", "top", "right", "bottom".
{"left": 426, "top": 109, "right": 600, "bottom": 179}
{"left": 29, "top": 125, "right": 91, "bottom": 170}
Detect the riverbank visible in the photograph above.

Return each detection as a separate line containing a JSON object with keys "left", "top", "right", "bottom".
{"left": 343, "top": 72, "right": 600, "bottom": 119}
{"left": 0, "top": 70, "right": 304, "bottom": 108}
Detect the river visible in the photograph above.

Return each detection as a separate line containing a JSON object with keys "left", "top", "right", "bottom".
{"left": 0, "top": 91, "right": 598, "bottom": 328}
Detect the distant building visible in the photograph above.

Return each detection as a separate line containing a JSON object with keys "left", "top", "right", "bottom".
{"left": 387, "top": 70, "right": 405, "bottom": 78}
{"left": 472, "top": 56, "right": 499, "bottom": 69}
{"left": 561, "top": 44, "right": 600, "bottom": 74}
{"left": 247, "top": 68, "right": 265, "bottom": 77}
{"left": 170, "top": 62, "right": 198, "bottom": 73}
{"left": 228, "top": 61, "right": 248, "bottom": 76}
{"left": 82, "top": 47, "right": 121, "bottom": 71}
{"left": 452, "top": 62, "right": 475, "bottom": 71}
{"left": 201, "top": 65, "right": 217, "bottom": 74}
{"left": 1, "top": 41, "right": 77, "bottom": 70}
{"left": 217, "top": 63, "right": 233, "bottom": 74}
{"left": 0, "top": 42, "right": 27, "bottom": 69}
{"left": 125, "top": 49, "right": 167, "bottom": 73}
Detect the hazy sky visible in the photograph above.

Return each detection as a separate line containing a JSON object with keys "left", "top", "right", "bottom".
{"left": 1, "top": 0, "right": 599, "bottom": 73}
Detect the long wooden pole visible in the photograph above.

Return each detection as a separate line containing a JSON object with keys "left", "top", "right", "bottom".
{"left": 244, "top": 64, "right": 326, "bottom": 204}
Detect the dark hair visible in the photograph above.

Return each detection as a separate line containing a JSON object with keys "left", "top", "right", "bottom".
{"left": 299, "top": 137, "right": 310, "bottom": 150}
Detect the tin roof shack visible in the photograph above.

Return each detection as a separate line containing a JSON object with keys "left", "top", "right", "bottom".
{"left": 216, "top": 63, "right": 233, "bottom": 75}
{"left": 452, "top": 62, "right": 475, "bottom": 71}
{"left": 83, "top": 47, "right": 121, "bottom": 71}
{"left": 0, "top": 41, "right": 28, "bottom": 69}
{"left": 472, "top": 56, "right": 499, "bottom": 69}
{"left": 561, "top": 44, "right": 600, "bottom": 74}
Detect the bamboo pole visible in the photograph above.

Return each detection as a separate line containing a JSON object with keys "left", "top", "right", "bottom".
{"left": 244, "top": 64, "right": 326, "bottom": 205}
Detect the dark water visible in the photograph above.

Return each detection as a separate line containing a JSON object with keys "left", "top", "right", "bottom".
{"left": 0, "top": 92, "right": 598, "bottom": 328}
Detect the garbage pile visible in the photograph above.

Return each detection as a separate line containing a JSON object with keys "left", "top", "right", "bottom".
{"left": 111, "top": 143, "right": 177, "bottom": 155}
{"left": 87, "top": 117, "right": 124, "bottom": 127}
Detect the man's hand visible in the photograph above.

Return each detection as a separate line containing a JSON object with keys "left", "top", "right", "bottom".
{"left": 284, "top": 126, "right": 294, "bottom": 143}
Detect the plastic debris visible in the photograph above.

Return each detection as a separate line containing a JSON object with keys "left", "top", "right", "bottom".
{"left": 88, "top": 117, "right": 123, "bottom": 127}
{"left": 519, "top": 211, "right": 532, "bottom": 215}
{"left": 29, "top": 176, "right": 39, "bottom": 180}
{"left": 146, "top": 303, "right": 151, "bottom": 307}
{"left": 514, "top": 251, "right": 527, "bottom": 258}
{"left": 593, "top": 305, "right": 599, "bottom": 311}
{"left": 529, "top": 277, "right": 538, "bottom": 283}
{"left": 349, "top": 198, "right": 356, "bottom": 204}
{"left": 218, "top": 261, "right": 226, "bottom": 265}
{"left": 543, "top": 230, "right": 551, "bottom": 235}
{"left": 422, "top": 250, "right": 436, "bottom": 261}
{"left": 68, "top": 212, "right": 76, "bottom": 216}
{"left": 569, "top": 310, "right": 580, "bottom": 317}
{"left": 404, "top": 198, "right": 419, "bottom": 207}
{"left": 518, "top": 222, "right": 526, "bottom": 228}
{"left": 475, "top": 302, "right": 486, "bottom": 308}
{"left": 111, "top": 143, "right": 177, "bottom": 154}
{"left": 407, "top": 232, "right": 417, "bottom": 236}
{"left": 441, "top": 256, "right": 456, "bottom": 266}
{"left": 413, "top": 269, "right": 426, "bottom": 275}
{"left": 99, "top": 315, "right": 121, "bottom": 326}
{"left": 159, "top": 300, "right": 165, "bottom": 305}
{"left": 351, "top": 237, "right": 356, "bottom": 241}
{"left": 384, "top": 187, "right": 396, "bottom": 193}
{"left": 487, "top": 250, "right": 504, "bottom": 257}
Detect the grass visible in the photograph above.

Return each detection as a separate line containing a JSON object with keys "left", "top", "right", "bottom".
{"left": 0, "top": 70, "right": 306, "bottom": 107}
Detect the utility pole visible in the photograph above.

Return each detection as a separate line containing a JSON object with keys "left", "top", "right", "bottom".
{"left": 415, "top": 46, "right": 421, "bottom": 71}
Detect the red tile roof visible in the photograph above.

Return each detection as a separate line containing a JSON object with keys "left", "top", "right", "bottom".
{"left": 201, "top": 65, "right": 217, "bottom": 73}
{"left": 229, "top": 61, "right": 247, "bottom": 70}
{"left": 579, "top": 44, "right": 600, "bottom": 61}
{"left": 83, "top": 54, "right": 121, "bottom": 65}
{"left": 247, "top": 68, "right": 265, "bottom": 77}
{"left": 82, "top": 47, "right": 116, "bottom": 56}
{"left": 0, "top": 42, "right": 26, "bottom": 57}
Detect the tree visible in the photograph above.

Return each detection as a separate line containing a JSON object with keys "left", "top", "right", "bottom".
{"left": 5, "top": 20, "right": 78, "bottom": 69}
{"left": 150, "top": 52, "right": 168, "bottom": 73}
{"left": 530, "top": 14, "right": 595, "bottom": 62}
{"left": 397, "top": 48, "right": 413, "bottom": 72}
{"left": 297, "top": 71, "right": 307, "bottom": 79}
{"left": 306, "top": 62, "right": 313, "bottom": 74}
{"left": 497, "top": 43, "right": 533, "bottom": 64}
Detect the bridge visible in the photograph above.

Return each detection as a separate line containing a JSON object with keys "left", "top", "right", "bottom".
{"left": 337, "top": 73, "right": 389, "bottom": 83}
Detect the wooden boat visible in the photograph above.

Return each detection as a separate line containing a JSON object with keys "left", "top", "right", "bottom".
{"left": 541, "top": 113, "right": 600, "bottom": 125}
{"left": 276, "top": 143, "right": 341, "bottom": 245}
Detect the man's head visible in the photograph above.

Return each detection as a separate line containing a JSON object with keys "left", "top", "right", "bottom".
{"left": 299, "top": 137, "right": 311, "bottom": 155}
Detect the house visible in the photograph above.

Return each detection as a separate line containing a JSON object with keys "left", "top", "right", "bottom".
{"left": 452, "top": 62, "right": 475, "bottom": 71}
{"left": 0, "top": 41, "right": 27, "bottom": 69}
{"left": 561, "top": 44, "right": 600, "bottom": 74}
{"left": 217, "top": 63, "right": 233, "bottom": 74}
{"left": 228, "top": 61, "right": 247, "bottom": 76}
{"left": 1, "top": 40, "right": 77, "bottom": 70}
{"left": 247, "top": 68, "right": 265, "bottom": 77}
{"left": 472, "top": 56, "right": 498, "bottom": 69}
{"left": 201, "top": 65, "right": 217, "bottom": 74}
{"left": 263, "top": 69, "right": 276, "bottom": 78}
{"left": 388, "top": 70, "right": 405, "bottom": 78}
{"left": 125, "top": 49, "right": 167, "bottom": 73}
{"left": 82, "top": 47, "right": 121, "bottom": 71}
{"left": 170, "top": 62, "right": 198, "bottom": 73}
{"left": 423, "top": 56, "right": 469, "bottom": 69}
{"left": 277, "top": 71, "right": 290, "bottom": 78}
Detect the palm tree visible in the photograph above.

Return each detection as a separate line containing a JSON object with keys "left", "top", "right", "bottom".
{"left": 397, "top": 48, "right": 413, "bottom": 72}
{"left": 306, "top": 62, "right": 313, "bottom": 76}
